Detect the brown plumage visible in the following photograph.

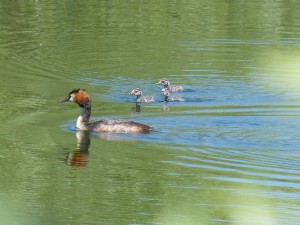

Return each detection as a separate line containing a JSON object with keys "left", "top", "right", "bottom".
{"left": 72, "top": 89, "right": 90, "bottom": 107}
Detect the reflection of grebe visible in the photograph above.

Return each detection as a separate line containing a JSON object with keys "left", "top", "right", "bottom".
{"left": 162, "top": 88, "right": 183, "bottom": 102}
{"left": 66, "top": 131, "right": 90, "bottom": 167}
{"left": 129, "top": 88, "right": 155, "bottom": 103}
{"left": 156, "top": 78, "right": 183, "bottom": 92}
{"left": 61, "top": 89, "right": 153, "bottom": 133}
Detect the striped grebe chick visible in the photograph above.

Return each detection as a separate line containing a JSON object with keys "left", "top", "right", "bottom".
{"left": 162, "top": 88, "right": 183, "bottom": 102}
{"left": 156, "top": 78, "right": 183, "bottom": 92}
{"left": 61, "top": 89, "right": 153, "bottom": 133}
{"left": 129, "top": 88, "right": 155, "bottom": 103}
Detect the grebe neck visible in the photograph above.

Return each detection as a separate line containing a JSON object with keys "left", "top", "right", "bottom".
{"left": 76, "top": 106, "right": 91, "bottom": 131}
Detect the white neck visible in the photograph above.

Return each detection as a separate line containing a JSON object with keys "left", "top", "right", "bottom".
{"left": 76, "top": 116, "right": 89, "bottom": 131}
{"left": 76, "top": 107, "right": 91, "bottom": 131}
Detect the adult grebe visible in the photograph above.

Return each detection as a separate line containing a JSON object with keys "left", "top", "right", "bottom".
{"left": 156, "top": 78, "right": 183, "bottom": 92}
{"left": 129, "top": 88, "right": 155, "bottom": 103}
{"left": 61, "top": 89, "right": 153, "bottom": 133}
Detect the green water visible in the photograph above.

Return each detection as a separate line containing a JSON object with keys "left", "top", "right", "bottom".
{"left": 1, "top": 1, "right": 300, "bottom": 225}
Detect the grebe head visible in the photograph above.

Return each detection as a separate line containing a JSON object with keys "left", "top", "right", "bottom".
{"left": 129, "top": 88, "right": 142, "bottom": 97}
{"left": 61, "top": 88, "right": 91, "bottom": 108}
{"left": 156, "top": 78, "right": 170, "bottom": 87}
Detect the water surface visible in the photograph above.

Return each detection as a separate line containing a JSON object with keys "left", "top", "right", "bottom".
{"left": 1, "top": 1, "right": 300, "bottom": 225}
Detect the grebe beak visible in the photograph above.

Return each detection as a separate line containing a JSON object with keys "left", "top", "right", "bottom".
{"left": 60, "top": 97, "right": 70, "bottom": 103}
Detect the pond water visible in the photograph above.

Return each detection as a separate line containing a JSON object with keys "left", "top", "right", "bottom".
{"left": 1, "top": 1, "right": 300, "bottom": 225}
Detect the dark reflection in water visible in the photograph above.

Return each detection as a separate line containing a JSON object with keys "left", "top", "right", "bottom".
{"left": 132, "top": 101, "right": 168, "bottom": 112}
{"left": 132, "top": 102, "right": 169, "bottom": 112}
{"left": 134, "top": 102, "right": 141, "bottom": 112}
{"left": 131, "top": 99, "right": 173, "bottom": 112}
{"left": 66, "top": 131, "right": 90, "bottom": 168}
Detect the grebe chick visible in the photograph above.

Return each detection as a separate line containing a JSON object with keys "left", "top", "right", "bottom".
{"left": 129, "top": 88, "right": 155, "bottom": 103}
{"left": 156, "top": 78, "right": 183, "bottom": 92}
{"left": 163, "top": 88, "right": 183, "bottom": 102}
{"left": 61, "top": 89, "right": 153, "bottom": 133}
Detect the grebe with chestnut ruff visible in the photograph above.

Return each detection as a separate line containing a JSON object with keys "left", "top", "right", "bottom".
{"left": 61, "top": 89, "right": 153, "bottom": 133}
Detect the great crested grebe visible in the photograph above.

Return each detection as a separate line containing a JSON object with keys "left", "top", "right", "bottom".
{"left": 162, "top": 88, "right": 183, "bottom": 102}
{"left": 129, "top": 88, "right": 155, "bottom": 103}
{"left": 61, "top": 89, "right": 153, "bottom": 133}
{"left": 156, "top": 78, "right": 183, "bottom": 92}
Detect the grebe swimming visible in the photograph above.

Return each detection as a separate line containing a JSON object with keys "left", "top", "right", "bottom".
{"left": 61, "top": 89, "right": 153, "bottom": 133}
{"left": 162, "top": 88, "right": 183, "bottom": 102}
{"left": 129, "top": 88, "right": 155, "bottom": 103}
{"left": 156, "top": 78, "right": 183, "bottom": 92}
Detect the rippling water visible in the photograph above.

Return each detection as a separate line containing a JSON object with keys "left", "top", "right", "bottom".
{"left": 1, "top": 1, "right": 300, "bottom": 225}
